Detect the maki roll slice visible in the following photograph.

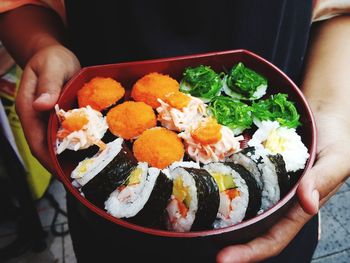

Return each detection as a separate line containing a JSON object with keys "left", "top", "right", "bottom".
{"left": 257, "top": 153, "right": 290, "bottom": 212}
{"left": 105, "top": 164, "right": 173, "bottom": 227}
{"left": 204, "top": 162, "right": 261, "bottom": 229}
{"left": 223, "top": 62, "right": 267, "bottom": 100}
{"left": 76, "top": 138, "right": 138, "bottom": 208}
{"left": 166, "top": 167, "right": 219, "bottom": 232}
{"left": 228, "top": 147, "right": 290, "bottom": 213}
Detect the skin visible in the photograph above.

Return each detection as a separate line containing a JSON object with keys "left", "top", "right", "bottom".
{"left": 0, "top": 6, "right": 80, "bottom": 172}
{"left": 1, "top": 6, "right": 350, "bottom": 262}
{"left": 217, "top": 16, "right": 350, "bottom": 263}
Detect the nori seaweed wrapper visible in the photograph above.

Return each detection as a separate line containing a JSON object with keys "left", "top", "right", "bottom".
{"left": 226, "top": 163, "right": 262, "bottom": 220}
{"left": 268, "top": 154, "right": 290, "bottom": 199}
{"left": 128, "top": 171, "right": 173, "bottom": 227}
{"left": 82, "top": 142, "right": 137, "bottom": 208}
{"left": 184, "top": 168, "right": 220, "bottom": 231}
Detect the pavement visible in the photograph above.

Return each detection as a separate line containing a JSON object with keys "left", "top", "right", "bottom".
{"left": 0, "top": 178, "right": 349, "bottom": 263}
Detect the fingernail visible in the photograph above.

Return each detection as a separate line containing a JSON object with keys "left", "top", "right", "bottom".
{"left": 312, "top": 189, "right": 319, "bottom": 209}
{"left": 35, "top": 93, "right": 51, "bottom": 103}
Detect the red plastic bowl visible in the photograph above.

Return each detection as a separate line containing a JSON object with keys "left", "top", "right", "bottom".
{"left": 48, "top": 49, "right": 316, "bottom": 246}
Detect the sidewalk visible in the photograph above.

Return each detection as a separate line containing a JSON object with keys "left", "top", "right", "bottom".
{"left": 311, "top": 180, "right": 350, "bottom": 263}
{"left": 0, "top": 178, "right": 349, "bottom": 263}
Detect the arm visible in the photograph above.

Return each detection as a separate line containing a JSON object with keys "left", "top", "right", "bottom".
{"left": 0, "top": 5, "right": 80, "bottom": 171}
{"left": 297, "top": 15, "right": 350, "bottom": 211}
{"left": 217, "top": 15, "right": 350, "bottom": 263}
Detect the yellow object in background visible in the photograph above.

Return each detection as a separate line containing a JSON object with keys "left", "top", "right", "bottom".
{"left": 0, "top": 65, "right": 51, "bottom": 200}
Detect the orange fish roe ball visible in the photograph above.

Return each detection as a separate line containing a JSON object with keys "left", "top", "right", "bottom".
{"left": 78, "top": 77, "right": 125, "bottom": 111}
{"left": 62, "top": 112, "right": 88, "bottom": 132}
{"left": 131, "top": 72, "right": 180, "bottom": 109}
{"left": 133, "top": 127, "right": 184, "bottom": 169}
{"left": 107, "top": 101, "right": 156, "bottom": 140}
{"left": 191, "top": 118, "right": 222, "bottom": 145}
{"left": 163, "top": 91, "right": 191, "bottom": 109}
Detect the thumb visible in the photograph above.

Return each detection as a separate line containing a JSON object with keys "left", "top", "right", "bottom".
{"left": 297, "top": 149, "right": 349, "bottom": 214}
{"left": 32, "top": 69, "right": 64, "bottom": 111}
{"left": 296, "top": 167, "right": 319, "bottom": 215}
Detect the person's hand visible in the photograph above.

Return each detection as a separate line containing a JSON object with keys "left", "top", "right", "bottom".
{"left": 15, "top": 44, "right": 80, "bottom": 172}
{"left": 216, "top": 110, "right": 350, "bottom": 263}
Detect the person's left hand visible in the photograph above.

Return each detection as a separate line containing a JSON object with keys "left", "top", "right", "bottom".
{"left": 216, "top": 110, "right": 350, "bottom": 263}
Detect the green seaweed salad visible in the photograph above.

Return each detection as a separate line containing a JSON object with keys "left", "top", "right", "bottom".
{"left": 180, "top": 65, "right": 223, "bottom": 102}
{"left": 180, "top": 63, "right": 301, "bottom": 134}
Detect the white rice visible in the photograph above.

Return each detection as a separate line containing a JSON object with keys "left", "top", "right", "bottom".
{"left": 169, "top": 161, "right": 200, "bottom": 171}
{"left": 227, "top": 152, "right": 263, "bottom": 189}
{"left": 204, "top": 163, "right": 249, "bottom": 228}
{"left": 71, "top": 138, "right": 124, "bottom": 187}
{"left": 166, "top": 167, "right": 198, "bottom": 232}
{"left": 248, "top": 120, "right": 309, "bottom": 172}
{"left": 104, "top": 163, "right": 159, "bottom": 218}
{"left": 257, "top": 155, "right": 280, "bottom": 213}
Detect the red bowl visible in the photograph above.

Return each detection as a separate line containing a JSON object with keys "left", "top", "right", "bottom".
{"left": 48, "top": 49, "right": 316, "bottom": 246}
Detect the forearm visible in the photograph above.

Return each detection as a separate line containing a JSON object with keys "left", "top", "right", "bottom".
{"left": 302, "top": 16, "right": 350, "bottom": 117}
{"left": 0, "top": 5, "right": 66, "bottom": 68}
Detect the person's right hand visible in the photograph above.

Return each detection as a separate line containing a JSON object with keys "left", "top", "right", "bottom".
{"left": 15, "top": 44, "right": 80, "bottom": 172}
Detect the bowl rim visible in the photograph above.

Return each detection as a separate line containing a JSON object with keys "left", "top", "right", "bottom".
{"left": 48, "top": 49, "right": 317, "bottom": 238}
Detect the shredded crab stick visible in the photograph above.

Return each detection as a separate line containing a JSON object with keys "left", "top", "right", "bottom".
{"left": 157, "top": 91, "right": 207, "bottom": 132}
{"left": 166, "top": 176, "right": 194, "bottom": 232}
{"left": 179, "top": 118, "right": 243, "bottom": 164}
{"left": 55, "top": 105, "right": 108, "bottom": 154}
{"left": 218, "top": 189, "right": 240, "bottom": 218}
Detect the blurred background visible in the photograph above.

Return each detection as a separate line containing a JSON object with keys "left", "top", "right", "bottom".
{"left": 0, "top": 43, "right": 349, "bottom": 263}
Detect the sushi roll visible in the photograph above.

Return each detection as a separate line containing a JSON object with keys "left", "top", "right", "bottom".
{"left": 156, "top": 91, "right": 207, "bottom": 132}
{"left": 166, "top": 167, "right": 219, "bottom": 232}
{"left": 228, "top": 147, "right": 290, "bottom": 212}
{"left": 131, "top": 72, "right": 179, "bottom": 109}
{"left": 107, "top": 101, "right": 157, "bottom": 140}
{"left": 71, "top": 138, "right": 125, "bottom": 187}
{"left": 55, "top": 105, "right": 108, "bottom": 154}
{"left": 105, "top": 164, "right": 173, "bottom": 227}
{"left": 223, "top": 62, "right": 267, "bottom": 100}
{"left": 77, "top": 77, "right": 125, "bottom": 112}
{"left": 79, "top": 139, "right": 138, "bottom": 208}
{"left": 227, "top": 147, "right": 264, "bottom": 190}
{"left": 204, "top": 162, "right": 261, "bottom": 229}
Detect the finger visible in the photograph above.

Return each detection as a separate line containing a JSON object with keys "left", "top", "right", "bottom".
{"left": 32, "top": 65, "right": 64, "bottom": 111}
{"left": 16, "top": 67, "right": 55, "bottom": 172}
{"left": 217, "top": 204, "right": 311, "bottom": 263}
{"left": 297, "top": 147, "right": 350, "bottom": 214}
{"left": 296, "top": 169, "right": 319, "bottom": 215}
